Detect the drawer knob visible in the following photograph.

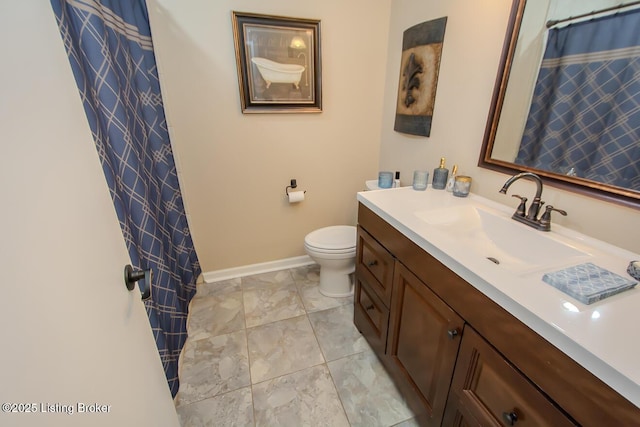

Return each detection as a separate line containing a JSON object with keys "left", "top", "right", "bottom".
{"left": 502, "top": 411, "right": 518, "bottom": 425}
{"left": 447, "top": 328, "right": 459, "bottom": 340}
{"left": 365, "top": 304, "right": 374, "bottom": 311}
{"left": 367, "top": 260, "right": 378, "bottom": 267}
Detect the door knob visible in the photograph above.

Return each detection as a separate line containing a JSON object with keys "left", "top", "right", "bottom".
{"left": 124, "top": 265, "right": 152, "bottom": 300}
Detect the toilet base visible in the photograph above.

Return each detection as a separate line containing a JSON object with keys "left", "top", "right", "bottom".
{"left": 318, "top": 269, "right": 354, "bottom": 298}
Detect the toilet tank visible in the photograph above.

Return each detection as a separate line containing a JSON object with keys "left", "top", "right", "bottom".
{"left": 365, "top": 180, "right": 381, "bottom": 191}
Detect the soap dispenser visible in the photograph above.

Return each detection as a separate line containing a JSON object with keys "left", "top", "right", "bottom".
{"left": 432, "top": 157, "right": 449, "bottom": 190}
{"left": 394, "top": 171, "right": 401, "bottom": 188}
{"left": 445, "top": 164, "right": 458, "bottom": 192}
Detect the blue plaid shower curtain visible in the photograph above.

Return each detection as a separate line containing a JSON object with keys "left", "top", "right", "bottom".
{"left": 50, "top": 0, "right": 201, "bottom": 395}
{"left": 515, "top": 9, "right": 640, "bottom": 191}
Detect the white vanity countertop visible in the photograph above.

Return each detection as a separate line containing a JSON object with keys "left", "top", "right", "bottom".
{"left": 357, "top": 187, "right": 640, "bottom": 407}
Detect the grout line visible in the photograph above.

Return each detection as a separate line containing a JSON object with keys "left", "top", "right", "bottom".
{"left": 179, "top": 264, "right": 411, "bottom": 426}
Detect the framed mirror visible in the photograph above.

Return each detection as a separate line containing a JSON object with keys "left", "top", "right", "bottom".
{"left": 479, "top": 0, "right": 640, "bottom": 208}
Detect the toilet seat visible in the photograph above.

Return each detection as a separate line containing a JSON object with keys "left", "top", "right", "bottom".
{"left": 304, "top": 226, "right": 356, "bottom": 253}
{"left": 305, "top": 244, "right": 356, "bottom": 256}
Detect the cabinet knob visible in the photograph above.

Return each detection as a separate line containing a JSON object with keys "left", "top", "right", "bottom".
{"left": 367, "top": 260, "right": 378, "bottom": 267}
{"left": 365, "top": 304, "right": 374, "bottom": 311}
{"left": 502, "top": 411, "right": 518, "bottom": 425}
{"left": 447, "top": 328, "right": 459, "bottom": 340}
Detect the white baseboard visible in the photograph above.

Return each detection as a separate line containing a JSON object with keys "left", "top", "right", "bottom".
{"left": 202, "top": 255, "right": 315, "bottom": 283}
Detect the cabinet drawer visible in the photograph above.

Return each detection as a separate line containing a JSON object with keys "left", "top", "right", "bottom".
{"left": 354, "top": 276, "right": 389, "bottom": 355}
{"left": 356, "top": 226, "right": 395, "bottom": 306}
{"left": 443, "top": 326, "right": 576, "bottom": 427}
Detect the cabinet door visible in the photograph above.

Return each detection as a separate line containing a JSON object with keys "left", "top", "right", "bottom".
{"left": 386, "top": 262, "right": 464, "bottom": 426}
{"left": 443, "top": 326, "right": 576, "bottom": 427}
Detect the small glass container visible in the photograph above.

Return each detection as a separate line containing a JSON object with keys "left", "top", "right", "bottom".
{"left": 453, "top": 175, "right": 472, "bottom": 197}
{"left": 445, "top": 164, "right": 458, "bottom": 192}
{"left": 378, "top": 171, "right": 394, "bottom": 189}
{"left": 412, "top": 170, "right": 429, "bottom": 191}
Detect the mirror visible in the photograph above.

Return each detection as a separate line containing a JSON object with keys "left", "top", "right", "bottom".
{"left": 479, "top": 0, "right": 640, "bottom": 208}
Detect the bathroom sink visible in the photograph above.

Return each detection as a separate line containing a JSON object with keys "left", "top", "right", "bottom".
{"left": 415, "top": 205, "right": 590, "bottom": 273}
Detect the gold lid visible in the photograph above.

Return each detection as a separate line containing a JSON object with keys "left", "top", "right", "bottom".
{"left": 439, "top": 157, "right": 445, "bottom": 168}
{"left": 455, "top": 175, "right": 471, "bottom": 182}
{"left": 451, "top": 164, "right": 458, "bottom": 175}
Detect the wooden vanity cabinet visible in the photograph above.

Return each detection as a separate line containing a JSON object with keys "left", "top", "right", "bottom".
{"left": 442, "top": 326, "right": 575, "bottom": 427}
{"left": 386, "top": 262, "right": 464, "bottom": 426}
{"left": 355, "top": 203, "right": 640, "bottom": 427}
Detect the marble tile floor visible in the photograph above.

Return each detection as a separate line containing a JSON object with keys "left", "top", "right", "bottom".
{"left": 174, "top": 264, "right": 419, "bottom": 427}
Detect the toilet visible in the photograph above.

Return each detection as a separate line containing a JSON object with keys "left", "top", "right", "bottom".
{"left": 304, "top": 225, "right": 357, "bottom": 297}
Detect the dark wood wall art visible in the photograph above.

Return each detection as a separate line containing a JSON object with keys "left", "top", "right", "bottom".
{"left": 394, "top": 17, "right": 447, "bottom": 136}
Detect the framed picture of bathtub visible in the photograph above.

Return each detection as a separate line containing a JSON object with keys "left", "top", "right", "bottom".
{"left": 232, "top": 11, "right": 322, "bottom": 113}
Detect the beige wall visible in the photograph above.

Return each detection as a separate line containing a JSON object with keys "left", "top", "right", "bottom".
{"left": 380, "top": 0, "right": 639, "bottom": 253}
{"left": 147, "top": 0, "right": 391, "bottom": 271}
{"left": 149, "top": 0, "right": 638, "bottom": 274}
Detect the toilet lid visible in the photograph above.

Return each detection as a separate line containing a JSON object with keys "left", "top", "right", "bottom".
{"left": 305, "top": 225, "right": 356, "bottom": 251}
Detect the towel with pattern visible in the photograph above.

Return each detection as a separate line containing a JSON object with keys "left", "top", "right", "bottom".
{"left": 542, "top": 262, "right": 637, "bottom": 304}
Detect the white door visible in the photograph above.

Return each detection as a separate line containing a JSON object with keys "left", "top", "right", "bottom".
{"left": 0, "top": 2, "right": 180, "bottom": 426}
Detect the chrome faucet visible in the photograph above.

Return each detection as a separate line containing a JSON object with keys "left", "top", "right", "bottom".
{"left": 499, "top": 172, "right": 566, "bottom": 231}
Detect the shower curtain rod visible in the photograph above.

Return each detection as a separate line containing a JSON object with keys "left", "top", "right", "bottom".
{"left": 546, "top": 0, "right": 640, "bottom": 28}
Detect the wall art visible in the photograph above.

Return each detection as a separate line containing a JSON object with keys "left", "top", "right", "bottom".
{"left": 232, "top": 11, "right": 322, "bottom": 113}
{"left": 394, "top": 17, "right": 447, "bottom": 136}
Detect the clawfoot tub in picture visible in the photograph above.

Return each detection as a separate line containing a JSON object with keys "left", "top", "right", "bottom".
{"left": 251, "top": 57, "right": 305, "bottom": 89}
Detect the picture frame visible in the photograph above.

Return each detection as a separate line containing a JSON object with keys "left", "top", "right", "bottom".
{"left": 232, "top": 11, "right": 322, "bottom": 114}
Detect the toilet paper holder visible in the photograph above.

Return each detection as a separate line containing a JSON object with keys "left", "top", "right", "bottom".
{"left": 285, "top": 179, "right": 306, "bottom": 196}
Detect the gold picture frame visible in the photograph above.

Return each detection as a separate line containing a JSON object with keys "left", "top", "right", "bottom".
{"left": 232, "top": 11, "right": 322, "bottom": 113}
